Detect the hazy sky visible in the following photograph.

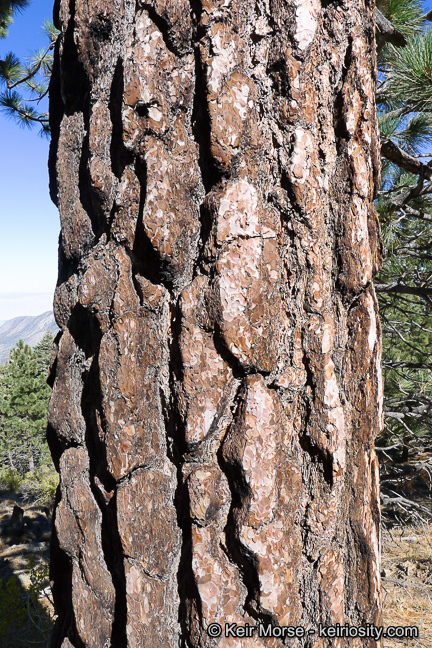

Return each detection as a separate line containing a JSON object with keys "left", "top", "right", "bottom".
{"left": 0, "top": 0, "right": 59, "bottom": 320}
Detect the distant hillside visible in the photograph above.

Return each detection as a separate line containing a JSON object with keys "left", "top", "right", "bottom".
{"left": 0, "top": 312, "right": 58, "bottom": 364}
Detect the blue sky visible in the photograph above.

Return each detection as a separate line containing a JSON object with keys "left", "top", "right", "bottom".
{"left": 0, "top": 0, "right": 58, "bottom": 320}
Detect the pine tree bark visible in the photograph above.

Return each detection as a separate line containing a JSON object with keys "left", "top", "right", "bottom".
{"left": 48, "top": 0, "right": 383, "bottom": 646}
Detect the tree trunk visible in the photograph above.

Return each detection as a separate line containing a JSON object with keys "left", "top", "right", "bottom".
{"left": 48, "top": 0, "right": 383, "bottom": 646}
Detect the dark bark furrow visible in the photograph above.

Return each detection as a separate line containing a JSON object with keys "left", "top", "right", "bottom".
{"left": 191, "top": 44, "right": 224, "bottom": 194}
{"left": 141, "top": 3, "right": 185, "bottom": 58}
{"left": 217, "top": 390, "right": 279, "bottom": 628}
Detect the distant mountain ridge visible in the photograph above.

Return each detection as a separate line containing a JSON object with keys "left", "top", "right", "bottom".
{"left": 0, "top": 312, "right": 58, "bottom": 364}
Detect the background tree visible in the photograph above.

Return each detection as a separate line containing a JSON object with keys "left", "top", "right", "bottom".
{"left": 47, "top": 0, "right": 383, "bottom": 646}
{"left": 0, "top": 332, "right": 53, "bottom": 476}
{"left": 375, "top": 0, "right": 432, "bottom": 505}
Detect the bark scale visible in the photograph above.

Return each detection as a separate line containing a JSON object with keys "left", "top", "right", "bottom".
{"left": 48, "top": 0, "right": 383, "bottom": 646}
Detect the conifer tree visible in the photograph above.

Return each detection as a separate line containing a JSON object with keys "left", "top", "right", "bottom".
{"left": 34, "top": 330, "right": 54, "bottom": 375}
{"left": 0, "top": 335, "right": 52, "bottom": 474}
{"left": 375, "top": 0, "right": 432, "bottom": 473}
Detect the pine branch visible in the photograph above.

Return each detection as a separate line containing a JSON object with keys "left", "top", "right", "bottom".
{"left": 384, "top": 409, "right": 431, "bottom": 419}
{"left": 381, "top": 314, "right": 432, "bottom": 357}
{"left": 401, "top": 204, "right": 432, "bottom": 223}
{"left": 383, "top": 31, "right": 432, "bottom": 111}
{"left": 386, "top": 174, "right": 427, "bottom": 208}
{"left": 0, "top": 0, "right": 30, "bottom": 39}
{"left": 375, "top": 7, "right": 407, "bottom": 48}
{"left": 0, "top": 90, "right": 49, "bottom": 130}
{"left": 381, "top": 137, "right": 432, "bottom": 179}
{"left": 382, "top": 106, "right": 412, "bottom": 121}
{"left": 5, "top": 42, "right": 54, "bottom": 90}
{"left": 0, "top": 21, "right": 57, "bottom": 133}
{"left": 384, "top": 394, "right": 432, "bottom": 406}
{"left": 384, "top": 362, "right": 432, "bottom": 369}
{"left": 376, "top": 282, "right": 432, "bottom": 297}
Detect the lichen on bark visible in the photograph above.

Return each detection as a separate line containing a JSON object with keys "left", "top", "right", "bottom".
{"left": 48, "top": 0, "right": 383, "bottom": 646}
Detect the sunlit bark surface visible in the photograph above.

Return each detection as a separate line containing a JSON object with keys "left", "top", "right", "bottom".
{"left": 48, "top": 0, "right": 383, "bottom": 646}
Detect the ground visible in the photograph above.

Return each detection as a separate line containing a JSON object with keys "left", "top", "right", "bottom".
{"left": 382, "top": 523, "right": 432, "bottom": 648}
{"left": 0, "top": 490, "right": 431, "bottom": 647}
{"left": 0, "top": 491, "right": 54, "bottom": 647}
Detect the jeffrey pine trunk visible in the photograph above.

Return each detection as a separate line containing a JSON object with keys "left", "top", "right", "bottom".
{"left": 47, "top": 0, "right": 383, "bottom": 646}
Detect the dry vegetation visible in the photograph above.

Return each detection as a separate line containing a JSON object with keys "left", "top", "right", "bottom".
{"left": 382, "top": 523, "right": 432, "bottom": 648}
{"left": 0, "top": 493, "right": 54, "bottom": 647}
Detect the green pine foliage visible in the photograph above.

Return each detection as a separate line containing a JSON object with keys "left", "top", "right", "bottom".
{"left": 0, "top": 18, "right": 57, "bottom": 135}
{"left": 0, "top": 333, "right": 54, "bottom": 491}
{"left": 385, "top": 31, "right": 432, "bottom": 112}
{"left": 377, "top": 0, "right": 424, "bottom": 38}
{"left": 376, "top": 0, "right": 432, "bottom": 460}
{"left": 380, "top": 112, "right": 432, "bottom": 156}
{"left": 33, "top": 329, "right": 53, "bottom": 374}
{"left": 0, "top": 0, "right": 29, "bottom": 39}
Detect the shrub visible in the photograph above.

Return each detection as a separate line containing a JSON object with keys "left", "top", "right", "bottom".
{"left": 0, "top": 561, "right": 54, "bottom": 647}
{"left": 0, "top": 467, "right": 22, "bottom": 492}
{"left": 21, "top": 465, "right": 59, "bottom": 506}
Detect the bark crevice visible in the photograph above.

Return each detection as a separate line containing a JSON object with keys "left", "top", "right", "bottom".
{"left": 81, "top": 355, "right": 128, "bottom": 648}
{"left": 79, "top": 129, "right": 108, "bottom": 243}
{"left": 191, "top": 39, "right": 224, "bottom": 194}
{"left": 333, "top": 35, "right": 353, "bottom": 149}
{"left": 160, "top": 298, "right": 204, "bottom": 646}
{"left": 140, "top": 3, "right": 186, "bottom": 58}
{"left": 217, "top": 389, "right": 278, "bottom": 627}
{"left": 59, "top": 0, "right": 90, "bottom": 116}
{"left": 132, "top": 158, "right": 175, "bottom": 289}
{"left": 109, "top": 58, "right": 134, "bottom": 182}
{"left": 298, "top": 431, "right": 334, "bottom": 489}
